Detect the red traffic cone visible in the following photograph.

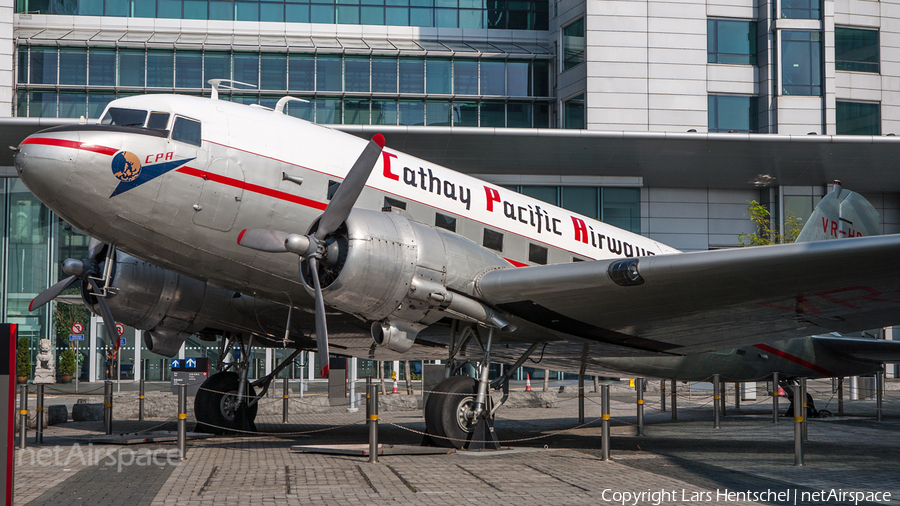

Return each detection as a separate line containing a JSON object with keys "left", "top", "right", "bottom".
{"left": 392, "top": 377, "right": 399, "bottom": 394}
{"left": 525, "top": 373, "right": 533, "bottom": 392}
{"left": 777, "top": 387, "right": 785, "bottom": 396}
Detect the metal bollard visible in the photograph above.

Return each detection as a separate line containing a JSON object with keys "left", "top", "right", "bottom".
{"left": 720, "top": 381, "right": 726, "bottom": 417}
{"left": 837, "top": 376, "right": 844, "bottom": 416}
{"left": 773, "top": 372, "right": 780, "bottom": 424}
{"left": 735, "top": 383, "right": 740, "bottom": 410}
{"left": 283, "top": 378, "right": 290, "bottom": 423}
{"left": 104, "top": 380, "right": 113, "bottom": 435}
{"left": 794, "top": 379, "right": 804, "bottom": 466}
{"left": 713, "top": 374, "right": 721, "bottom": 429}
{"left": 801, "top": 378, "right": 808, "bottom": 442}
{"left": 368, "top": 383, "right": 378, "bottom": 463}
{"left": 177, "top": 384, "right": 187, "bottom": 460}
{"left": 601, "top": 384, "right": 610, "bottom": 461}
{"left": 660, "top": 380, "right": 666, "bottom": 412}
{"left": 36, "top": 384, "right": 44, "bottom": 444}
{"left": 577, "top": 372, "right": 585, "bottom": 424}
{"left": 876, "top": 370, "right": 884, "bottom": 422}
{"left": 636, "top": 377, "right": 644, "bottom": 436}
{"left": 18, "top": 385, "right": 27, "bottom": 450}
{"left": 670, "top": 379, "right": 677, "bottom": 420}
{"left": 139, "top": 379, "right": 145, "bottom": 421}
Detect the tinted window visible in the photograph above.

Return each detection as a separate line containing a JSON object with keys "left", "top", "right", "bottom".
{"left": 563, "top": 18, "right": 585, "bottom": 70}
{"left": 435, "top": 213, "right": 457, "bottom": 232}
{"left": 708, "top": 95, "right": 759, "bottom": 133}
{"left": 836, "top": 101, "right": 880, "bottom": 135}
{"left": 172, "top": 117, "right": 202, "bottom": 146}
{"left": 529, "top": 244, "right": 548, "bottom": 265}
{"left": 101, "top": 107, "right": 148, "bottom": 127}
{"left": 835, "top": 28, "right": 879, "bottom": 73}
{"left": 327, "top": 180, "right": 341, "bottom": 200}
{"left": 483, "top": 228, "right": 504, "bottom": 251}
{"left": 147, "top": 112, "right": 170, "bottom": 130}
{"left": 782, "top": 31, "right": 822, "bottom": 96}
{"left": 708, "top": 19, "right": 758, "bottom": 65}
{"left": 384, "top": 197, "right": 407, "bottom": 210}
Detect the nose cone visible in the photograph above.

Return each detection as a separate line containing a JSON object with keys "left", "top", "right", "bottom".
{"left": 15, "top": 132, "right": 79, "bottom": 206}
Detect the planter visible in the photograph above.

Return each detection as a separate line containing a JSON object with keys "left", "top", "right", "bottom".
{"left": 60, "top": 374, "right": 73, "bottom": 384}
{"left": 16, "top": 376, "right": 27, "bottom": 384}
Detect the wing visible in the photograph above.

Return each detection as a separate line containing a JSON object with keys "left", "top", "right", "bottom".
{"left": 476, "top": 234, "right": 900, "bottom": 355}
{"left": 814, "top": 335, "right": 900, "bottom": 362}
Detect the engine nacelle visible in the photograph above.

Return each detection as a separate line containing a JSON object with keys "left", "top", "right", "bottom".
{"left": 143, "top": 328, "right": 192, "bottom": 357}
{"left": 306, "top": 208, "right": 513, "bottom": 349}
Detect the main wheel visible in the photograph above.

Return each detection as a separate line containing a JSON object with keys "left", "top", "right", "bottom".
{"left": 194, "top": 371, "right": 258, "bottom": 434}
{"left": 424, "top": 375, "right": 491, "bottom": 449}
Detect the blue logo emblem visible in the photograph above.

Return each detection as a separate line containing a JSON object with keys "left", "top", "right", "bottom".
{"left": 111, "top": 151, "right": 142, "bottom": 182}
{"left": 110, "top": 155, "right": 195, "bottom": 197}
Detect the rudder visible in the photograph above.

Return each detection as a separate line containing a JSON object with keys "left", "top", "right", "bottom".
{"left": 795, "top": 181, "right": 880, "bottom": 243}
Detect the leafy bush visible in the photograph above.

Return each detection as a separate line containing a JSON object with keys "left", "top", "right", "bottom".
{"left": 16, "top": 337, "right": 30, "bottom": 378}
{"left": 59, "top": 349, "right": 76, "bottom": 376}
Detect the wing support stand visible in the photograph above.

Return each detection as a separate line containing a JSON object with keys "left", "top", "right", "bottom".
{"left": 465, "top": 327, "right": 500, "bottom": 451}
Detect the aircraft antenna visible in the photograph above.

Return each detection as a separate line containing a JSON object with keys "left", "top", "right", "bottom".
{"left": 207, "top": 79, "right": 257, "bottom": 100}
{"left": 275, "top": 96, "right": 310, "bottom": 114}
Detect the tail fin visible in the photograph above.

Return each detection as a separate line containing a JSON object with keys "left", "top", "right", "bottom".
{"left": 795, "top": 181, "right": 880, "bottom": 243}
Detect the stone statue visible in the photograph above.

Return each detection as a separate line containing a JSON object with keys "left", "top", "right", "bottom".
{"left": 33, "top": 338, "right": 56, "bottom": 384}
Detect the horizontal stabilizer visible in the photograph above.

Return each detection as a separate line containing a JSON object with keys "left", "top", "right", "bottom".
{"left": 814, "top": 335, "right": 900, "bottom": 362}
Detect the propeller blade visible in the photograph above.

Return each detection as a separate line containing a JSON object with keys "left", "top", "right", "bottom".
{"left": 29, "top": 275, "right": 77, "bottom": 312}
{"left": 308, "top": 257, "right": 330, "bottom": 378}
{"left": 238, "top": 229, "right": 290, "bottom": 252}
{"left": 315, "top": 134, "right": 385, "bottom": 240}
{"left": 87, "top": 237, "right": 106, "bottom": 260}
{"left": 88, "top": 278, "right": 120, "bottom": 347}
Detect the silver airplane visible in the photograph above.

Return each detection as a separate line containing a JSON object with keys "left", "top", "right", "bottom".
{"left": 14, "top": 89, "right": 900, "bottom": 446}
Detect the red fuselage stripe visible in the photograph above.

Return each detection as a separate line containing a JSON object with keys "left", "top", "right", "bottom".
{"left": 21, "top": 137, "right": 119, "bottom": 156}
{"left": 752, "top": 343, "right": 834, "bottom": 377}
{"left": 175, "top": 166, "right": 328, "bottom": 211}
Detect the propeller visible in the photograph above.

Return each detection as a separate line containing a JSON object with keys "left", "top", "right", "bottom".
{"left": 30, "top": 238, "right": 121, "bottom": 350}
{"left": 238, "top": 133, "right": 385, "bottom": 378}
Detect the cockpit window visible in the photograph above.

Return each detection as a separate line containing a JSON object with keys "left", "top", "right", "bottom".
{"left": 171, "top": 116, "right": 202, "bottom": 147}
{"left": 147, "top": 112, "right": 170, "bottom": 130}
{"left": 100, "top": 107, "right": 148, "bottom": 127}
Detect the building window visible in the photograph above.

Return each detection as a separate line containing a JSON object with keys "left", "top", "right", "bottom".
{"left": 781, "top": 31, "right": 822, "bottom": 96}
{"left": 483, "top": 229, "right": 504, "bottom": 251}
{"left": 564, "top": 94, "right": 584, "bottom": 129}
{"left": 782, "top": 0, "right": 820, "bottom": 20}
{"left": 434, "top": 213, "right": 457, "bottom": 232}
{"left": 528, "top": 244, "right": 548, "bottom": 265}
{"left": 708, "top": 95, "right": 758, "bottom": 132}
{"left": 562, "top": 18, "right": 585, "bottom": 71}
{"left": 504, "top": 186, "right": 641, "bottom": 234}
{"left": 836, "top": 101, "right": 880, "bottom": 135}
{"left": 707, "top": 19, "right": 757, "bottom": 65}
{"left": 835, "top": 28, "right": 879, "bottom": 73}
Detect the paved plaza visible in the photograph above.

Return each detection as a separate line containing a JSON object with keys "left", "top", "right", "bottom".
{"left": 11, "top": 381, "right": 900, "bottom": 505}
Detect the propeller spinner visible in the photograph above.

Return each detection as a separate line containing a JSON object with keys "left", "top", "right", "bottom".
{"left": 238, "top": 133, "right": 385, "bottom": 378}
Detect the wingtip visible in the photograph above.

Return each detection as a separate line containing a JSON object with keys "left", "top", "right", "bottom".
{"left": 372, "top": 133, "right": 385, "bottom": 149}
{"left": 237, "top": 229, "right": 247, "bottom": 245}
{"left": 320, "top": 364, "right": 330, "bottom": 378}
{"left": 28, "top": 299, "right": 35, "bottom": 312}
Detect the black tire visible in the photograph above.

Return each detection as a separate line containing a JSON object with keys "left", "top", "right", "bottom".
{"left": 194, "top": 372, "right": 258, "bottom": 435}
{"left": 424, "top": 375, "right": 490, "bottom": 449}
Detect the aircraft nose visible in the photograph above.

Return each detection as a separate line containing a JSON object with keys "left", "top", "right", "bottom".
{"left": 15, "top": 133, "right": 79, "bottom": 206}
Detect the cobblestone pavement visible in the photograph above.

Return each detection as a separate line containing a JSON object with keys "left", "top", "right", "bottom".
{"left": 13, "top": 381, "right": 900, "bottom": 505}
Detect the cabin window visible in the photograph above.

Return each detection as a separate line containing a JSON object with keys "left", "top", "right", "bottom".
{"left": 147, "top": 112, "right": 170, "bottom": 130}
{"left": 100, "top": 107, "right": 147, "bottom": 127}
{"left": 529, "top": 244, "right": 548, "bottom": 265}
{"left": 171, "top": 116, "right": 202, "bottom": 146}
{"left": 435, "top": 213, "right": 456, "bottom": 232}
{"left": 383, "top": 197, "right": 407, "bottom": 210}
{"left": 327, "top": 180, "right": 340, "bottom": 200}
{"left": 573, "top": 257, "right": 586, "bottom": 262}
{"left": 483, "top": 228, "right": 504, "bottom": 251}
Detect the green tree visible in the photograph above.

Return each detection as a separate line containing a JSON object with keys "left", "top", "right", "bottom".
{"left": 16, "top": 337, "right": 30, "bottom": 378}
{"left": 738, "top": 200, "right": 801, "bottom": 246}
{"left": 53, "top": 286, "right": 91, "bottom": 342}
{"left": 58, "top": 349, "right": 76, "bottom": 377}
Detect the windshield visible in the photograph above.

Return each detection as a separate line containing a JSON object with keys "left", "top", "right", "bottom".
{"left": 100, "top": 107, "right": 148, "bottom": 127}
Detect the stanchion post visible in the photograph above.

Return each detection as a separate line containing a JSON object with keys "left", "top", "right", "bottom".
{"left": 837, "top": 376, "right": 844, "bottom": 416}
{"left": 773, "top": 372, "right": 780, "bottom": 424}
{"left": 735, "top": 382, "right": 740, "bottom": 410}
{"left": 713, "top": 374, "right": 721, "bottom": 429}
{"left": 577, "top": 372, "right": 585, "bottom": 425}
{"left": 794, "top": 378, "right": 804, "bottom": 466}
{"left": 18, "top": 385, "right": 26, "bottom": 450}
{"left": 138, "top": 379, "right": 145, "bottom": 421}
{"left": 282, "top": 377, "right": 289, "bottom": 424}
{"left": 368, "top": 383, "right": 378, "bottom": 463}
{"left": 876, "top": 370, "right": 884, "bottom": 422}
{"left": 177, "top": 384, "right": 187, "bottom": 460}
{"left": 801, "top": 378, "right": 808, "bottom": 442}
{"left": 660, "top": 380, "right": 666, "bottom": 412}
{"left": 35, "top": 384, "right": 43, "bottom": 444}
{"left": 636, "top": 377, "right": 644, "bottom": 436}
{"left": 104, "top": 380, "right": 113, "bottom": 435}
{"left": 670, "top": 379, "right": 677, "bottom": 420}
{"left": 719, "top": 381, "right": 726, "bottom": 417}
{"left": 601, "top": 384, "right": 610, "bottom": 461}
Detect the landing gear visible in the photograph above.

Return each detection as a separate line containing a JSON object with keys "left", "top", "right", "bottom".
{"left": 195, "top": 371, "right": 259, "bottom": 434}
{"left": 424, "top": 375, "right": 485, "bottom": 449}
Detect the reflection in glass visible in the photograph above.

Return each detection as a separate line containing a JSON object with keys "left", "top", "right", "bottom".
{"left": 234, "top": 52, "right": 260, "bottom": 86}
{"left": 453, "top": 59, "right": 478, "bottom": 95}
{"left": 835, "top": 28, "right": 879, "bottom": 73}
{"left": 345, "top": 56, "right": 371, "bottom": 92}
{"left": 452, "top": 101, "right": 478, "bottom": 126}
{"left": 372, "top": 57, "right": 398, "bottom": 93}
{"left": 260, "top": 53, "right": 287, "bottom": 90}
{"left": 89, "top": 49, "right": 116, "bottom": 86}
{"left": 399, "top": 100, "right": 425, "bottom": 125}
{"left": 426, "top": 58, "right": 451, "bottom": 94}
{"left": 59, "top": 48, "right": 87, "bottom": 86}
{"left": 289, "top": 54, "right": 315, "bottom": 91}
{"left": 399, "top": 58, "right": 425, "bottom": 93}
{"left": 563, "top": 18, "right": 585, "bottom": 70}
{"left": 58, "top": 92, "right": 87, "bottom": 118}
{"left": 426, "top": 100, "right": 451, "bottom": 125}
{"left": 176, "top": 51, "right": 203, "bottom": 88}
{"left": 316, "top": 97, "right": 343, "bottom": 123}
{"left": 481, "top": 101, "right": 504, "bottom": 127}
{"left": 782, "top": 31, "right": 822, "bottom": 95}
{"left": 317, "top": 55, "right": 342, "bottom": 92}
{"left": 147, "top": 50, "right": 175, "bottom": 88}
{"left": 507, "top": 101, "right": 531, "bottom": 127}
{"left": 481, "top": 60, "right": 505, "bottom": 95}
{"left": 602, "top": 187, "right": 641, "bottom": 234}
{"left": 372, "top": 99, "right": 398, "bottom": 125}
{"left": 204, "top": 52, "right": 231, "bottom": 87}
{"left": 564, "top": 94, "right": 584, "bottom": 129}
{"left": 118, "top": 49, "right": 146, "bottom": 87}
{"left": 30, "top": 47, "right": 58, "bottom": 85}
{"left": 507, "top": 60, "right": 530, "bottom": 96}
{"left": 708, "top": 95, "right": 758, "bottom": 133}
{"left": 707, "top": 19, "right": 757, "bottom": 65}
{"left": 836, "top": 101, "right": 880, "bottom": 135}
{"left": 344, "top": 99, "right": 370, "bottom": 124}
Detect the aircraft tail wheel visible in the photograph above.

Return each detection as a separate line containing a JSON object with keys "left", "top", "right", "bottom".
{"left": 195, "top": 371, "right": 258, "bottom": 434}
{"left": 424, "top": 375, "right": 492, "bottom": 449}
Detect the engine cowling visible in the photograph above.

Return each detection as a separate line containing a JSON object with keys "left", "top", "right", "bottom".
{"left": 302, "top": 208, "right": 514, "bottom": 351}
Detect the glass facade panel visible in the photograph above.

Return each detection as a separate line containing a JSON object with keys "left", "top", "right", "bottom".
{"left": 399, "top": 58, "right": 425, "bottom": 93}
{"left": 158, "top": 0, "right": 183, "bottom": 18}
{"left": 78, "top": 0, "right": 104, "bottom": 15}
{"left": 708, "top": 95, "right": 758, "bottom": 133}
{"left": 707, "top": 19, "right": 758, "bottom": 65}
{"left": 481, "top": 60, "right": 505, "bottom": 95}
{"left": 507, "top": 60, "right": 530, "bottom": 96}
{"left": 184, "top": 0, "right": 208, "bottom": 19}
{"left": 561, "top": 187, "right": 598, "bottom": 219}
{"left": 835, "top": 28, "right": 879, "bottom": 73}
{"left": 564, "top": 94, "right": 584, "bottom": 129}
{"left": 175, "top": 51, "right": 203, "bottom": 88}
{"left": 234, "top": 52, "right": 260, "bottom": 87}
{"left": 344, "top": 98, "right": 370, "bottom": 124}
{"left": 532, "top": 60, "right": 549, "bottom": 96}
{"left": 134, "top": 0, "right": 158, "bottom": 17}
{"left": 88, "top": 93, "right": 116, "bottom": 118}
{"left": 399, "top": 100, "right": 425, "bottom": 125}
{"left": 522, "top": 186, "right": 557, "bottom": 205}
{"left": 534, "top": 102, "right": 549, "bottom": 127}
{"left": 782, "top": 0, "right": 820, "bottom": 20}
{"left": 372, "top": 57, "right": 398, "bottom": 93}
{"left": 311, "top": 4, "right": 336, "bottom": 23}
{"left": 30, "top": 47, "right": 58, "bottom": 85}
{"left": 426, "top": 100, "right": 451, "bottom": 125}
{"left": 261, "top": 2, "right": 286, "bottom": 20}
{"left": 29, "top": 91, "right": 56, "bottom": 117}
{"left": 836, "top": 101, "right": 880, "bottom": 135}
{"left": 316, "top": 97, "right": 342, "bottom": 123}
{"left": 426, "top": 58, "right": 451, "bottom": 94}
{"left": 372, "top": 99, "right": 398, "bottom": 124}
{"left": 17, "top": 46, "right": 27, "bottom": 85}
{"left": 147, "top": 50, "right": 175, "bottom": 88}
{"left": 286, "top": 3, "right": 311, "bottom": 21}
{"left": 345, "top": 56, "right": 371, "bottom": 92}
{"left": 453, "top": 59, "right": 478, "bottom": 95}
{"left": 260, "top": 53, "right": 288, "bottom": 90}
{"left": 317, "top": 55, "right": 343, "bottom": 92}
{"left": 118, "top": 49, "right": 146, "bottom": 87}
{"left": 562, "top": 18, "right": 585, "bottom": 70}
{"left": 209, "top": 0, "right": 234, "bottom": 19}
{"left": 289, "top": 54, "right": 316, "bottom": 91}
{"left": 480, "top": 101, "right": 504, "bottom": 127}
{"left": 204, "top": 52, "right": 231, "bottom": 87}
{"left": 236, "top": 1, "right": 261, "bottom": 20}
{"left": 507, "top": 101, "right": 531, "bottom": 127}
{"left": 603, "top": 187, "right": 641, "bottom": 233}
{"left": 58, "top": 48, "right": 87, "bottom": 86}
{"left": 286, "top": 98, "right": 314, "bottom": 121}
{"left": 58, "top": 92, "right": 87, "bottom": 118}
{"left": 452, "top": 101, "right": 478, "bottom": 126}
{"left": 88, "top": 49, "right": 116, "bottom": 86}
{"left": 782, "top": 31, "right": 822, "bottom": 95}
